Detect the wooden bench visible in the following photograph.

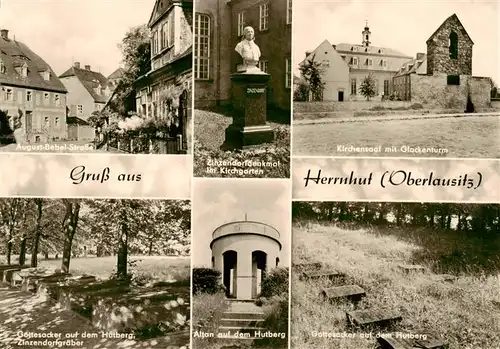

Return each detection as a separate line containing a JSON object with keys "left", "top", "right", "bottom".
{"left": 378, "top": 332, "right": 448, "bottom": 349}
{"left": 346, "top": 309, "right": 402, "bottom": 329}
{"left": 322, "top": 285, "right": 365, "bottom": 303}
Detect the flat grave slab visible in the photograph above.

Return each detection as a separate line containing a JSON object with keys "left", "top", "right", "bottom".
{"left": 435, "top": 274, "right": 457, "bottom": 283}
{"left": 1, "top": 266, "right": 32, "bottom": 283}
{"left": 398, "top": 265, "right": 426, "bottom": 274}
{"left": 346, "top": 309, "right": 402, "bottom": 329}
{"left": 301, "top": 270, "right": 346, "bottom": 281}
{"left": 294, "top": 262, "right": 323, "bottom": 271}
{"left": 378, "top": 332, "right": 448, "bottom": 349}
{"left": 322, "top": 285, "right": 366, "bottom": 303}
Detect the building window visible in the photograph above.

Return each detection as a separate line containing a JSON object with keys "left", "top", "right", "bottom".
{"left": 351, "top": 57, "right": 358, "bottom": 66}
{"left": 259, "top": 3, "right": 269, "bottom": 31}
{"left": 447, "top": 75, "right": 460, "bottom": 85}
{"left": 0, "top": 60, "right": 5, "bottom": 74}
{"left": 322, "top": 59, "right": 330, "bottom": 67}
{"left": 55, "top": 117, "right": 60, "bottom": 128}
{"left": 26, "top": 90, "right": 32, "bottom": 102}
{"left": 366, "top": 58, "right": 373, "bottom": 66}
{"left": 43, "top": 92, "right": 49, "bottom": 105}
{"left": 77, "top": 104, "right": 83, "bottom": 114}
{"left": 350, "top": 78, "right": 357, "bottom": 95}
{"left": 5, "top": 88, "right": 13, "bottom": 101}
{"left": 237, "top": 12, "right": 245, "bottom": 37}
{"left": 194, "top": 13, "right": 211, "bottom": 80}
{"left": 259, "top": 60, "right": 268, "bottom": 73}
{"left": 55, "top": 94, "right": 60, "bottom": 106}
{"left": 44, "top": 116, "right": 50, "bottom": 128}
{"left": 449, "top": 31, "right": 458, "bottom": 59}
{"left": 286, "top": 58, "right": 292, "bottom": 89}
{"left": 384, "top": 80, "right": 389, "bottom": 95}
{"left": 380, "top": 59, "right": 387, "bottom": 68}
{"left": 286, "top": 0, "right": 292, "bottom": 25}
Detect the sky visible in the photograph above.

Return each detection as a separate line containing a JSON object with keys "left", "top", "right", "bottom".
{"left": 0, "top": 0, "right": 155, "bottom": 77}
{"left": 192, "top": 179, "right": 291, "bottom": 268}
{"left": 293, "top": 0, "right": 500, "bottom": 84}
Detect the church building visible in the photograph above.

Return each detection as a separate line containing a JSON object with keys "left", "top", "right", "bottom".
{"left": 300, "top": 22, "right": 412, "bottom": 101}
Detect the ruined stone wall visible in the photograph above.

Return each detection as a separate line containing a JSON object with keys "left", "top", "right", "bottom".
{"left": 426, "top": 17, "right": 473, "bottom": 76}
{"left": 410, "top": 74, "right": 491, "bottom": 109}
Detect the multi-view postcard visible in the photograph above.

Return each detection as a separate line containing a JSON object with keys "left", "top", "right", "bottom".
{"left": 193, "top": 0, "right": 292, "bottom": 178}
{"left": 292, "top": 0, "right": 500, "bottom": 159}
{"left": 0, "top": 0, "right": 192, "bottom": 155}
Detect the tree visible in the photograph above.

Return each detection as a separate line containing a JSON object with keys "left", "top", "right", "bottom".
{"left": 0, "top": 199, "right": 26, "bottom": 264}
{"left": 108, "top": 25, "right": 151, "bottom": 118}
{"left": 30, "top": 199, "right": 44, "bottom": 267}
{"left": 359, "top": 74, "right": 377, "bottom": 101}
{"left": 61, "top": 199, "right": 81, "bottom": 273}
{"left": 299, "top": 54, "right": 325, "bottom": 102}
{"left": 293, "top": 78, "right": 309, "bottom": 102}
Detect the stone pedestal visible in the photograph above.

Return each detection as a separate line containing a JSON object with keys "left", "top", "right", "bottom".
{"left": 224, "top": 72, "right": 274, "bottom": 149}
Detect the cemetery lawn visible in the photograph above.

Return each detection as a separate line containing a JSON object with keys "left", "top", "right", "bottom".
{"left": 292, "top": 223, "right": 500, "bottom": 349}
{"left": 194, "top": 109, "right": 290, "bottom": 178}
{"left": 38, "top": 255, "right": 190, "bottom": 283}
{"left": 293, "top": 115, "right": 500, "bottom": 158}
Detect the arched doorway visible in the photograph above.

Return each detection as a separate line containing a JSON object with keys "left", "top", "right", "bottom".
{"left": 222, "top": 250, "right": 237, "bottom": 298}
{"left": 252, "top": 250, "right": 267, "bottom": 298}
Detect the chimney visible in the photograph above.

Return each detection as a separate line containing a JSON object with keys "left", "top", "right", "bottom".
{"left": 85, "top": 65, "right": 91, "bottom": 71}
{"left": 416, "top": 52, "right": 425, "bottom": 60}
{"left": 74, "top": 62, "right": 80, "bottom": 69}
{"left": 0, "top": 29, "right": 9, "bottom": 40}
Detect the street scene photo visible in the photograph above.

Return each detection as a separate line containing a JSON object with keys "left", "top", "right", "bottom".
{"left": 291, "top": 201, "right": 499, "bottom": 349}
{"left": 191, "top": 179, "right": 290, "bottom": 349}
{"left": 0, "top": 0, "right": 192, "bottom": 154}
{"left": 292, "top": 0, "right": 500, "bottom": 158}
{"left": 193, "top": 0, "right": 292, "bottom": 178}
{"left": 0, "top": 198, "right": 191, "bottom": 349}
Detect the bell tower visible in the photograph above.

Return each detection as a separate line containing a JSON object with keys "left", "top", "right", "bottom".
{"left": 362, "top": 20, "right": 371, "bottom": 47}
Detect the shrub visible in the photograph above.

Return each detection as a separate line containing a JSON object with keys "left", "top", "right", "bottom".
{"left": 192, "top": 268, "right": 223, "bottom": 295}
{"left": 256, "top": 293, "right": 289, "bottom": 347}
{"left": 192, "top": 292, "right": 228, "bottom": 347}
{"left": 260, "top": 267, "right": 289, "bottom": 298}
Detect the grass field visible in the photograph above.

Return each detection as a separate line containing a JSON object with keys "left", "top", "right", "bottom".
{"left": 9, "top": 255, "right": 193, "bottom": 283}
{"left": 291, "top": 222, "right": 500, "bottom": 349}
{"left": 194, "top": 109, "right": 290, "bottom": 178}
{"left": 293, "top": 116, "right": 500, "bottom": 158}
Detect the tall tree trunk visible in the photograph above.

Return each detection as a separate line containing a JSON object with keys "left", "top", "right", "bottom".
{"left": 148, "top": 240, "right": 153, "bottom": 256}
{"left": 117, "top": 218, "right": 128, "bottom": 279}
{"left": 61, "top": 200, "right": 81, "bottom": 273}
{"left": 31, "top": 199, "right": 43, "bottom": 267}
{"left": 446, "top": 214, "right": 452, "bottom": 230}
{"left": 457, "top": 212, "right": 462, "bottom": 231}
{"left": 19, "top": 238, "right": 27, "bottom": 266}
{"left": 6, "top": 226, "right": 13, "bottom": 265}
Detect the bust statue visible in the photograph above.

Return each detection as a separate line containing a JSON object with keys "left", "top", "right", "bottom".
{"left": 235, "top": 26, "right": 262, "bottom": 73}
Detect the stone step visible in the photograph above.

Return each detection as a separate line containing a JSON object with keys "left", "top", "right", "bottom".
{"left": 322, "top": 285, "right": 366, "bottom": 303}
{"left": 346, "top": 309, "right": 402, "bottom": 329}
{"left": 222, "top": 312, "right": 265, "bottom": 320}
{"left": 398, "top": 265, "right": 426, "bottom": 274}
{"left": 378, "top": 332, "right": 448, "bottom": 349}
{"left": 219, "top": 318, "right": 265, "bottom": 328}
{"left": 301, "top": 270, "right": 346, "bottom": 282}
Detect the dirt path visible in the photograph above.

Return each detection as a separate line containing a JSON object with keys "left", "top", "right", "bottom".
{"left": 0, "top": 286, "right": 188, "bottom": 349}
{"left": 293, "top": 111, "right": 500, "bottom": 125}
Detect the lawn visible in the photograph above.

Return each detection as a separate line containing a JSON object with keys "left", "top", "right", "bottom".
{"left": 293, "top": 115, "right": 500, "bottom": 158}
{"left": 36, "top": 255, "right": 191, "bottom": 283}
{"left": 194, "top": 108, "right": 290, "bottom": 178}
{"left": 291, "top": 223, "right": 500, "bottom": 349}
